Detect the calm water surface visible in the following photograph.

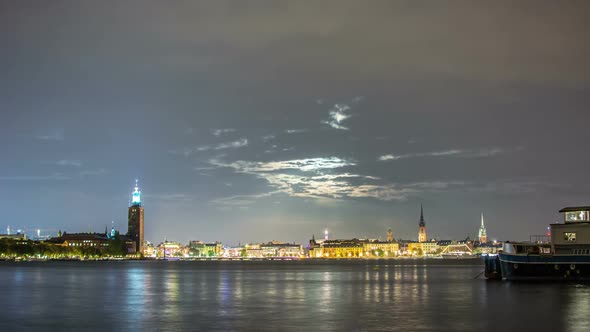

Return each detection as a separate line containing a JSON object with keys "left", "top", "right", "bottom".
{"left": 0, "top": 260, "right": 588, "bottom": 331}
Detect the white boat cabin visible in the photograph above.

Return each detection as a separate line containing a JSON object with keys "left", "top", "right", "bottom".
{"left": 551, "top": 206, "right": 590, "bottom": 254}
{"left": 502, "top": 206, "right": 590, "bottom": 256}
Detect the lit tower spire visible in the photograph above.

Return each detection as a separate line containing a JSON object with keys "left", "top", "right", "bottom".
{"left": 324, "top": 227, "right": 329, "bottom": 241}
{"left": 131, "top": 179, "right": 142, "bottom": 206}
{"left": 128, "top": 179, "right": 145, "bottom": 254}
{"left": 418, "top": 204, "right": 427, "bottom": 242}
{"left": 478, "top": 213, "right": 487, "bottom": 243}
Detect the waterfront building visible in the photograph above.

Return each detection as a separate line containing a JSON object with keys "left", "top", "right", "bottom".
{"left": 309, "top": 238, "right": 399, "bottom": 258}
{"left": 408, "top": 241, "right": 438, "bottom": 255}
{"left": 437, "top": 240, "right": 454, "bottom": 247}
{"left": 188, "top": 240, "right": 223, "bottom": 257}
{"left": 49, "top": 232, "right": 110, "bottom": 249}
{"left": 478, "top": 213, "right": 488, "bottom": 243}
{"left": 143, "top": 241, "right": 156, "bottom": 257}
{"left": 397, "top": 240, "right": 410, "bottom": 253}
{"left": 313, "top": 239, "right": 364, "bottom": 258}
{"left": 127, "top": 180, "right": 144, "bottom": 254}
{"left": 222, "top": 246, "right": 245, "bottom": 258}
{"left": 387, "top": 228, "right": 394, "bottom": 242}
{"left": 157, "top": 240, "right": 186, "bottom": 257}
{"left": 418, "top": 205, "right": 427, "bottom": 242}
{"left": 260, "top": 241, "right": 303, "bottom": 257}
{"left": 362, "top": 240, "right": 400, "bottom": 257}
{"left": 0, "top": 231, "right": 27, "bottom": 241}
{"left": 244, "top": 243, "right": 263, "bottom": 258}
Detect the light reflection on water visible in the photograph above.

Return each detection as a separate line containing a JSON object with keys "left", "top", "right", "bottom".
{"left": 0, "top": 260, "right": 588, "bottom": 331}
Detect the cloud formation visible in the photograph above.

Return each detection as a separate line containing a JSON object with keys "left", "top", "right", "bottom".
{"left": 212, "top": 157, "right": 354, "bottom": 172}
{"left": 197, "top": 138, "right": 248, "bottom": 151}
{"left": 323, "top": 104, "right": 351, "bottom": 130}
{"left": 54, "top": 159, "right": 83, "bottom": 167}
{"left": 36, "top": 129, "right": 65, "bottom": 141}
{"left": 378, "top": 147, "right": 512, "bottom": 161}
{"left": 208, "top": 157, "right": 455, "bottom": 204}
{"left": 0, "top": 173, "right": 70, "bottom": 181}
{"left": 285, "top": 129, "right": 308, "bottom": 134}
{"left": 212, "top": 128, "right": 236, "bottom": 136}
{"left": 171, "top": 138, "right": 250, "bottom": 157}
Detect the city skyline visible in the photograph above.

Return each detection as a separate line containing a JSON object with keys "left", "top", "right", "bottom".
{"left": 3, "top": 179, "right": 495, "bottom": 246}
{"left": 1, "top": 1, "right": 590, "bottom": 245}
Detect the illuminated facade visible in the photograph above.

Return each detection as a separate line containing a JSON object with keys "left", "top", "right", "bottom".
{"left": 408, "top": 241, "right": 438, "bottom": 255}
{"left": 244, "top": 244, "right": 263, "bottom": 258}
{"left": 418, "top": 205, "right": 427, "bottom": 242}
{"left": 188, "top": 241, "right": 223, "bottom": 257}
{"left": 309, "top": 238, "right": 399, "bottom": 258}
{"left": 157, "top": 241, "right": 186, "bottom": 257}
{"left": 127, "top": 180, "right": 144, "bottom": 254}
{"left": 143, "top": 241, "right": 156, "bottom": 257}
{"left": 362, "top": 241, "right": 399, "bottom": 256}
{"left": 260, "top": 241, "right": 303, "bottom": 257}
{"left": 53, "top": 233, "right": 110, "bottom": 249}
{"left": 478, "top": 213, "right": 487, "bottom": 243}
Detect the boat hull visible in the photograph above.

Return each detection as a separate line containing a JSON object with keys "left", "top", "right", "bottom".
{"left": 498, "top": 253, "right": 590, "bottom": 281}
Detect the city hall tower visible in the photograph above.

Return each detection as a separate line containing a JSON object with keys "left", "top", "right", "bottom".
{"left": 127, "top": 179, "right": 144, "bottom": 253}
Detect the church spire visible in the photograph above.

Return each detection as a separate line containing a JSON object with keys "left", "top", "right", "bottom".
{"left": 479, "top": 212, "right": 487, "bottom": 243}
{"left": 418, "top": 204, "right": 427, "bottom": 242}
{"left": 419, "top": 204, "right": 425, "bottom": 226}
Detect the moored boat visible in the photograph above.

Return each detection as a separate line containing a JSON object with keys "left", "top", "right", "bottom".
{"left": 485, "top": 206, "right": 590, "bottom": 281}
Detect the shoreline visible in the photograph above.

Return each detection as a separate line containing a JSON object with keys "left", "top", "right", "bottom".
{"left": 0, "top": 256, "right": 484, "bottom": 263}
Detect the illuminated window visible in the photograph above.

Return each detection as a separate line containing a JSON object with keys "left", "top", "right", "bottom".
{"left": 564, "top": 232, "right": 577, "bottom": 242}
{"left": 566, "top": 211, "right": 590, "bottom": 222}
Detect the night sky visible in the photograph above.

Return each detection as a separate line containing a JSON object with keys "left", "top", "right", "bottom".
{"left": 1, "top": 1, "right": 589, "bottom": 245}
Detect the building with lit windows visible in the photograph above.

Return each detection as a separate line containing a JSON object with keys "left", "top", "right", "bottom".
{"left": 362, "top": 240, "right": 400, "bottom": 257}
{"left": 0, "top": 232, "right": 27, "bottom": 241}
{"left": 260, "top": 241, "right": 303, "bottom": 257}
{"left": 310, "top": 239, "right": 364, "bottom": 258}
{"left": 387, "top": 228, "right": 394, "bottom": 242}
{"left": 309, "top": 237, "right": 399, "bottom": 258}
{"left": 408, "top": 241, "right": 438, "bottom": 255}
{"left": 188, "top": 241, "right": 223, "bottom": 257}
{"left": 241, "top": 243, "right": 263, "bottom": 258}
{"left": 127, "top": 180, "right": 144, "bottom": 254}
{"left": 143, "top": 241, "right": 156, "bottom": 257}
{"left": 50, "top": 233, "right": 110, "bottom": 249}
{"left": 156, "top": 240, "right": 186, "bottom": 257}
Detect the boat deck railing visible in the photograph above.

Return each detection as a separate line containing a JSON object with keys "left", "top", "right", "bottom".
{"left": 529, "top": 235, "right": 551, "bottom": 244}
